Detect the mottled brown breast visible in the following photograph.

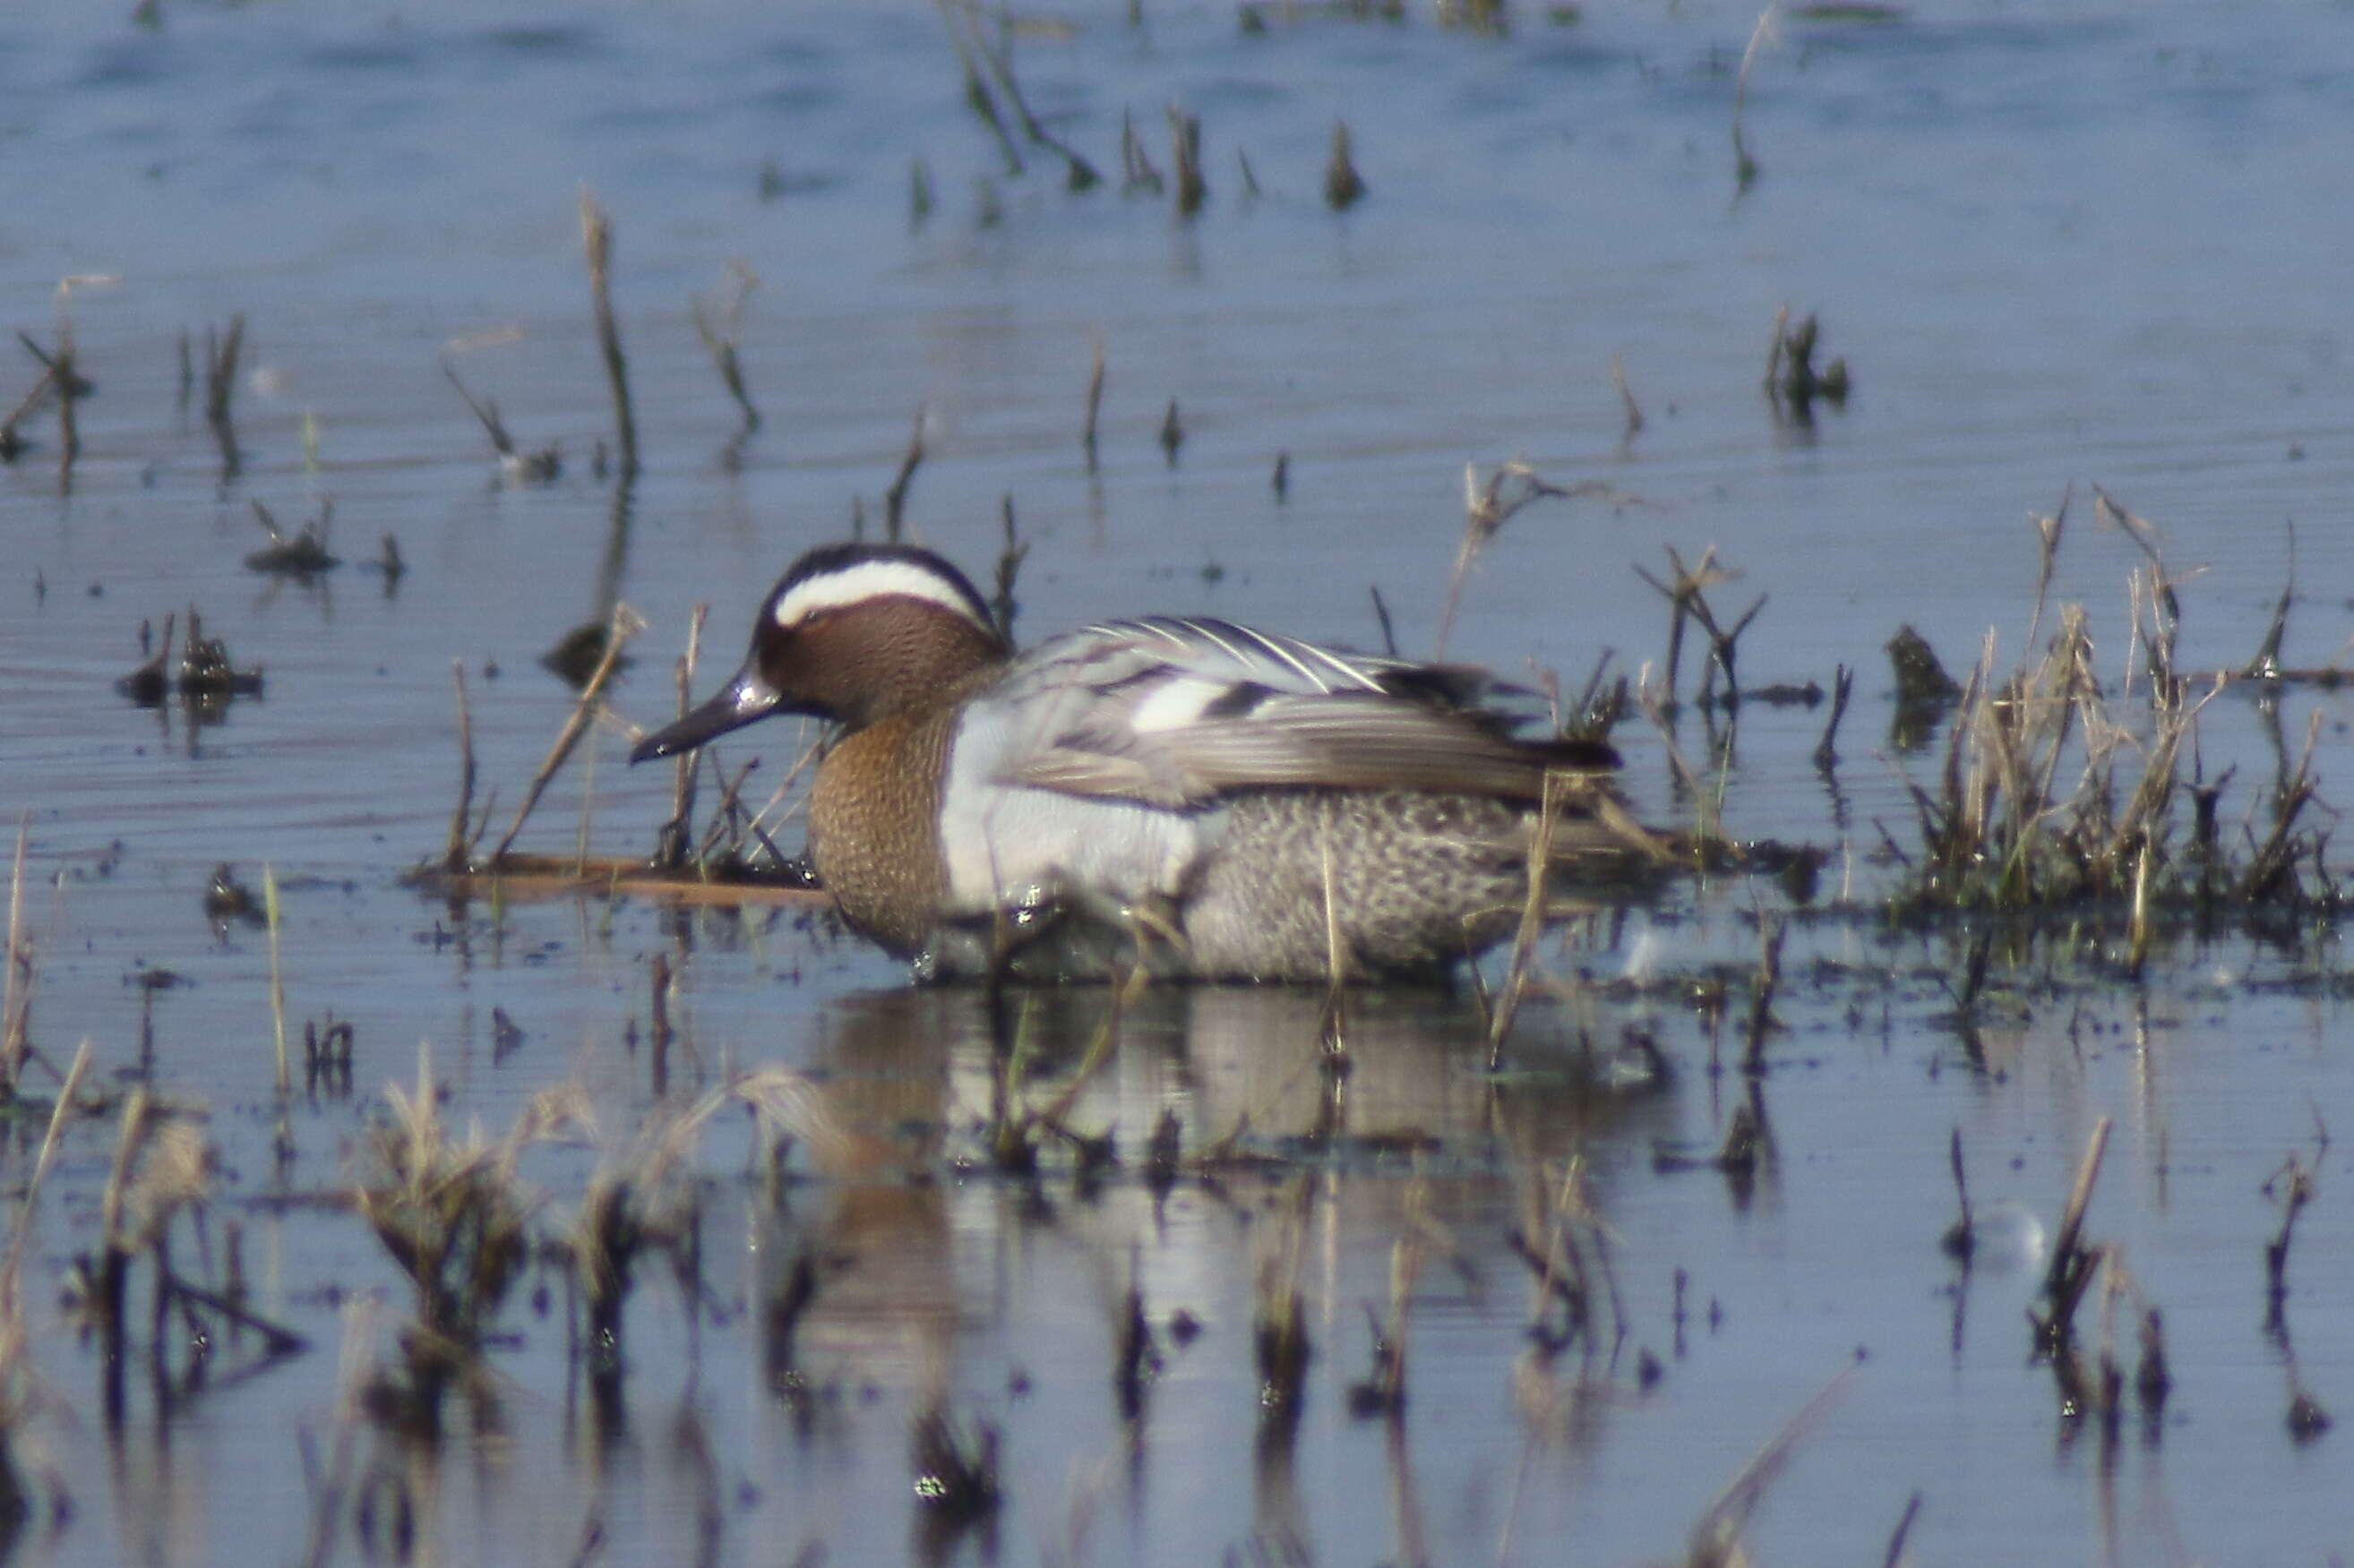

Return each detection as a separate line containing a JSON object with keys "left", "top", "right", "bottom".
{"left": 805, "top": 700, "right": 967, "bottom": 955}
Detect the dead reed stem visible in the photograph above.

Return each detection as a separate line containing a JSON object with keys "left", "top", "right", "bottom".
{"left": 1940, "top": 1127, "right": 1975, "bottom": 1263}
{"left": 1611, "top": 351, "right": 1643, "bottom": 441}
{"left": 2024, "top": 486, "right": 2070, "bottom": 655}
{"left": 1812, "top": 664, "right": 1853, "bottom": 769}
{"left": 2262, "top": 1152, "right": 2315, "bottom": 1332}
{"left": 265, "top": 865, "right": 288, "bottom": 1098}
{"left": 444, "top": 661, "right": 479, "bottom": 871}
{"left": 1323, "top": 121, "right": 1364, "bottom": 210}
{"left": 2039, "top": 1115, "right": 2112, "bottom": 1349}
{"left": 0, "top": 1039, "right": 90, "bottom": 1533}
{"left": 2, "top": 817, "right": 29, "bottom": 1091}
{"left": 690, "top": 262, "right": 760, "bottom": 433}
{"left": 1488, "top": 770, "right": 1570, "bottom": 1062}
{"left": 991, "top": 495, "right": 1027, "bottom": 639}
{"left": 1729, "top": 6, "right": 1778, "bottom": 192}
{"left": 652, "top": 604, "right": 709, "bottom": 870}
{"left": 1680, "top": 1365, "right": 1853, "bottom": 1568}
{"left": 3, "top": 1040, "right": 90, "bottom": 1300}
{"left": 884, "top": 407, "right": 926, "bottom": 542}
{"left": 1881, "top": 1492, "right": 1924, "bottom": 1568}
{"left": 49, "top": 289, "right": 79, "bottom": 491}
{"left": 205, "top": 314, "right": 245, "bottom": 477}
{"left": 1082, "top": 331, "right": 1104, "bottom": 468}
{"left": 1633, "top": 545, "right": 1735, "bottom": 707}
{"left": 1436, "top": 462, "right": 1575, "bottom": 658}
{"left": 1157, "top": 398, "right": 1183, "bottom": 466}
{"left": 579, "top": 189, "right": 639, "bottom": 481}
{"left": 1168, "top": 104, "right": 1205, "bottom": 216}
{"left": 1121, "top": 109, "right": 1164, "bottom": 195}
{"left": 489, "top": 604, "right": 644, "bottom": 864}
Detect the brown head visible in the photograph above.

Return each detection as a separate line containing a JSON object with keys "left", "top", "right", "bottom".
{"left": 630, "top": 543, "right": 1012, "bottom": 761}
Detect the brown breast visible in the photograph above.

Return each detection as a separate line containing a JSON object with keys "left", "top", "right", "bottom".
{"left": 805, "top": 702, "right": 966, "bottom": 955}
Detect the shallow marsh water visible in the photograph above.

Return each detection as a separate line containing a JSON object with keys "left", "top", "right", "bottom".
{"left": 6, "top": 0, "right": 2354, "bottom": 1563}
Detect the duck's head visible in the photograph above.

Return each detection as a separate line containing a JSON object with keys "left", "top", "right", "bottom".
{"left": 630, "top": 543, "right": 1009, "bottom": 762}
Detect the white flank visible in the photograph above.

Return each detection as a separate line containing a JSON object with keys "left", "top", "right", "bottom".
{"left": 1129, "top": 676, "right": 1229, "bottom": 733}
{"left": 771, "top": 559, "right": 991, "bottom": 632}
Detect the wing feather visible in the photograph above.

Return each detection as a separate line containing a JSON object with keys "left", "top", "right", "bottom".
{"left": 984, "top": 619, "right": 1615, "bottom": 808}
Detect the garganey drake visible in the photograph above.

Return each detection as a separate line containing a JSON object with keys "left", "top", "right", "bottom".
{"left": 631, "top": 543, "right": 1662, "bottom": 981}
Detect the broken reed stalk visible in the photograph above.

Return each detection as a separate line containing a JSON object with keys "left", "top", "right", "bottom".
{"left": 2243, "top": 523, "right": 2298, "bottom": 681}
{"left": 1611, "top": 351, "right": 1643, "bottom": 441}
{"left": 488, "top": 604, "right": 644, "bottom": 864}
{"left": 0, "top": 1040, "right": 90, "bottom": 1529}
{"left": 1682, "top": 1366, "right": 1855, "bottom": 1567}
{"left": 1632, "top": 544, "right": 1734, "bottom": 707}
{"left": 1940, "top": 1127, "right": 1975, "bottom": 1263}
{"left": 991, "top": 495, "right": 1027, "bottom": 640}
{"left": 1081, "top": 331, "right": 1105, "bottom": 468}
{"left": 1488, "top": 769, "right": 1571, "bottom": 1063}
{"left": 691, "top": 263, "right": 760, "bottom": 434}
{"left": 653, "top": 604, "right": 709, "bottom": 870}
{"left": 0, "top": 368, "right": 51, "bottom": 464}
{"left": 1811, "top": 664, "right": 1853, "bottom": 770}
{"left": 1436, "top": 462, "right": 1574, "bottom": 658}
{"left": 1323, "top": 120, "right": 1364, "bottom": 210}
{"left": 934, "top": 0, "right": 1025, "bottom": 175}
{"left": 957, "top": 0, "right": 1096, "bottom": 188}
{"left": 2263, "top": 1152, "right": 2315, "bottom": 1331}
{"left": 883, "top": 407, "right": 926, "bottom": 543}
{"left": 1120, "top": 108, "right": 1164, "bottom": 195}
{"left": 1168, "top": 104, "right": 1205, "bottom": 216}
{"left": 1319, "top": 829, "right": 1353, "bottom": 1118}
{"left": 1684, "top": 588, "right": 1768, "bottom": 707}
{"left": 1881, "top": 1492, "right": 1924, "bottom": 1568}
{"left": 93, "top": 1085, "right": 156, "bottom": 1357}
{"left": 2024, "top": 486, "right": 2070, "bottom": 655}
{"left": 4, "top": 1041, "right": 91, "bottom": 1298}
{"left": 908, "top": 157, "right": 935, "bottom": 225}
{"left": 265, "top": 864, "right": 288, "bottom": 1099}
{"left": 444, "top": 661, "right": 479, "bottom": 872}
{"left": 1729, "top": 7, "right": 1777, "bottom": 191}
{"left": 2, "top": 817, "right": 29, "bottom": 1092}
{"left": 2039, "top": 1115, "right": 2112, "bottom": 1349}
{"left": 1157, "top": 398, "right": 1183, "bottom": 465}
{"left": 50, "top": 295, "right": 79, "bottom": 491}
{"left": 579, "top": 189, "right": 639, "bottom": 481}
{"left": 205, "top": 314, "right": 245, "bottom": 477}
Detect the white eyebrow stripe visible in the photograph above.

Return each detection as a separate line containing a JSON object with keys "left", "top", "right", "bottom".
{"left": 771, "top": 561, "right": 992, "bottom": 631}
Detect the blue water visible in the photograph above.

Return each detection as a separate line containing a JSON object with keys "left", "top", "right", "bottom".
{"left": 4, "top": 1, "right": 2354, "bottom": 1563}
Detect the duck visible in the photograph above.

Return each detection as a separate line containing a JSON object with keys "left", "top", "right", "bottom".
{"left": 631, "top": 542, "right": 1664, "bottom": 981}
